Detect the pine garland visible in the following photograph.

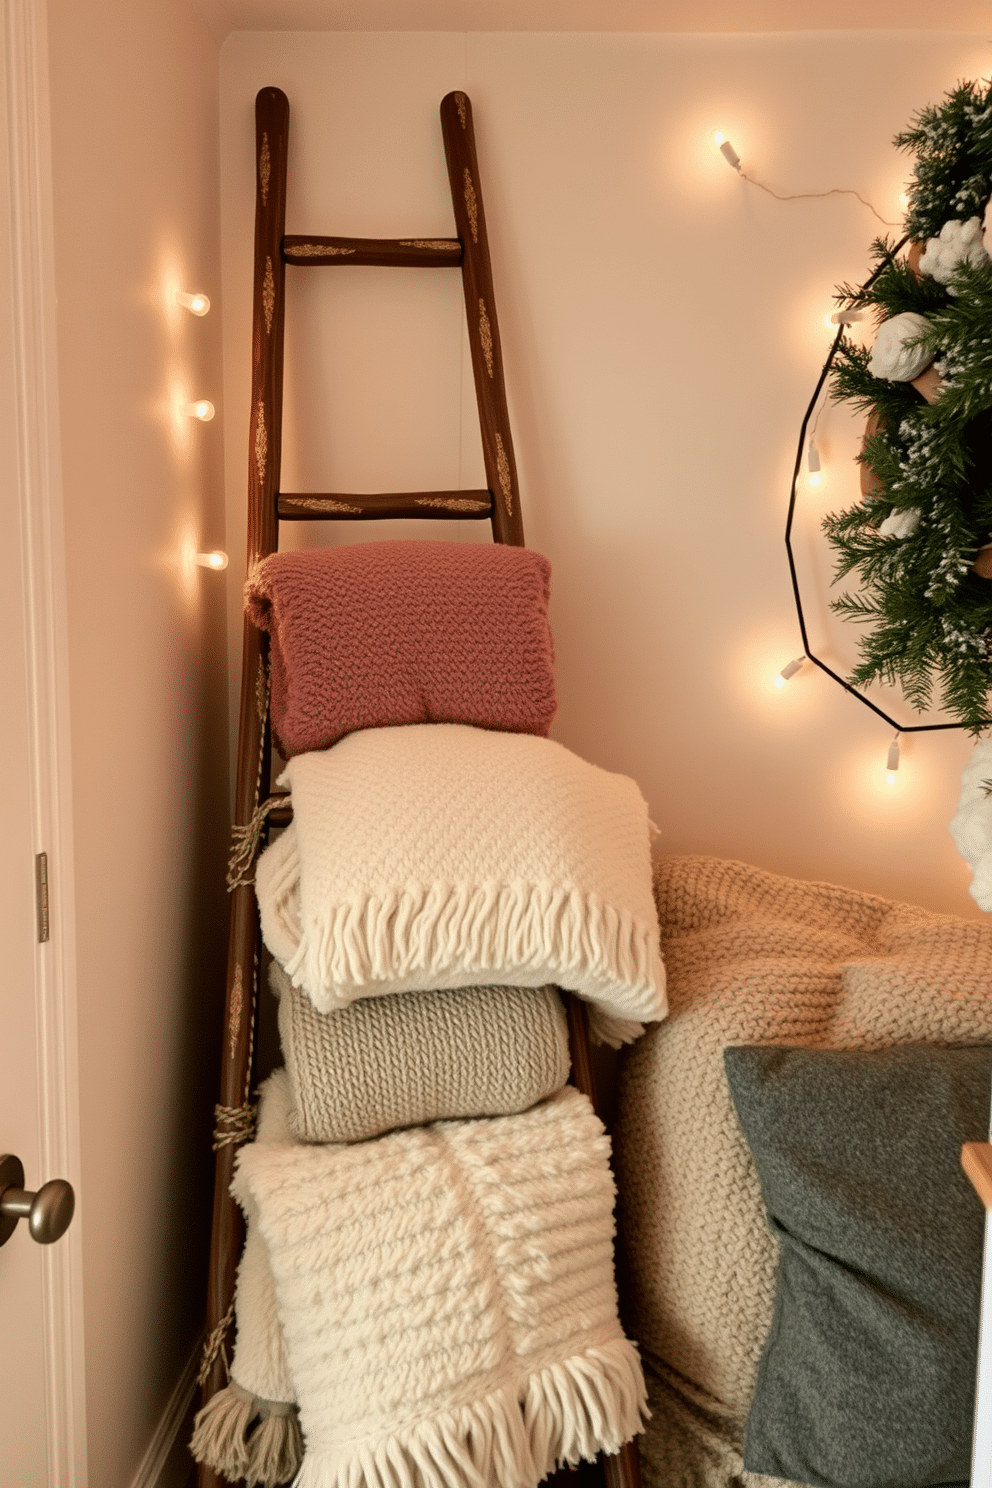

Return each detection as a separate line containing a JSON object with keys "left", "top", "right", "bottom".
{"left": 823, "top": 79, "right": 992, "bottom": 732}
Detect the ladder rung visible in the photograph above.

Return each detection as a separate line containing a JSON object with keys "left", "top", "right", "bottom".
{"left": 283, "top": 235, "right": 462, "bottom": 267}
{"left": 278, "top": 490, "right": 493, "bottom": 521}
{"left": 265, "top": 791, "right": 293, "bottom": 829}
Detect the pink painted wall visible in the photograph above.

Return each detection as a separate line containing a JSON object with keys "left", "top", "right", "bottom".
{"left": 220, "top": 29, "right": 990, "bottom": 922}
{"left": 47, "top": 0, "right": 229, "bottom": 1480}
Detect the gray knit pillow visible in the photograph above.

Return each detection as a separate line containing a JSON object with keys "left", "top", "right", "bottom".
{"left": 271, "top": 961, "right": 571, "bottom": 1143}
{"left": 725, "top": 1043, "right": 990, "bottom": 1488}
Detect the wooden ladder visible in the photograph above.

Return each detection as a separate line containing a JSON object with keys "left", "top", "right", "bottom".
{"left": 198, "top": 85, "right": 641, "bottom": 1488}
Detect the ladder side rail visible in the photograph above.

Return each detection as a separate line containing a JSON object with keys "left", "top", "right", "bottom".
{"left": 441, "top": 85, "right": 634, "bottom": 1488}
{"left": 440, "top": 92, "right": 525, "bottom": 549}
{"left": 199, "top": 84, "right": 290, "bottom": 1481}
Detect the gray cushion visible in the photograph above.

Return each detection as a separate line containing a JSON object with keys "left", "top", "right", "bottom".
{"left": 723, "top": 1042, "right": 992, "bottom": 1488}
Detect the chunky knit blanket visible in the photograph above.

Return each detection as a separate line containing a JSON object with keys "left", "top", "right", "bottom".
{"left": 271, "top": 961, "right": 571, "bottom": 1143}
{"left": 256, "top": 725, "right": 666, "bottom": 1046}
{"left": 193, "top": 1071, "right": 647, "bottom": 1488}
{"left": 245, "top": 541, "right": 557, "bottom": 757}
{"left": 613, "top": 855, "right": 992, "bottom": 1488}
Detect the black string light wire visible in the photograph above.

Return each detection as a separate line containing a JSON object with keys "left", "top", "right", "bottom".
{"left": 783, "top": 235, "right": 987, "bottom": 736}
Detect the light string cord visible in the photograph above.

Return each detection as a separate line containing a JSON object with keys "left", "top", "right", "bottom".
{"left": 784, "top": 234, "right": 988, "bottom": 734}
{"left": 740, "top": 169, "right": 900, "bottom": 228}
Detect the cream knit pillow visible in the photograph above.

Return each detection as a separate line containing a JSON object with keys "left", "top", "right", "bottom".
{"left": 271, "top": 962, "right": 571, "bottom": 1143}
{"left": 256, "top": 725, "right": 666, "bottom": 1045}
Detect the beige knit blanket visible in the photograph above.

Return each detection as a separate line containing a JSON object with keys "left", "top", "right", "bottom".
{"left": 256, "top": 724, "right": 666, "bottom": 1046}
{"left": 271, "top": 962, "right": 571, "bottom": 1143}
{"left": 196, "top": 1071, "right": 647, "bottom": 1488}
{"left": 613, "top": 854, "right": 992, "bottom": 1488}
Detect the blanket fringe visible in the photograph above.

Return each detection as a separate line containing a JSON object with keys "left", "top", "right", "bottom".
{"left": 191, "top": 1382, "right": 303, "bottom": 1487}
{"left": 294, "top": 1337, "right": 646, "bottom": 1488}
{"left": 247, "top": 1405, "right": 304, "bottom": 1487}
{"left": 190, "top": 1381, "right": 255, "bottom": 1480}
{"left": 271, "top": 870, "right": 664, "bottom": 1031}
{"left": 524, "top": 1336, "right": 648, "bottom": 1469}
{"left": 587, "top": 1009, "right": 646, "bottom": 1049}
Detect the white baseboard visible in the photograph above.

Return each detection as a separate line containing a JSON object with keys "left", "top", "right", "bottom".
{"left": 130, "top": 1334, "right": 204, "bottom": 1488}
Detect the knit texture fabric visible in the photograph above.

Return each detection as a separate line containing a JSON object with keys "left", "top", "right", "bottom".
{"left": 256, "top": 725, "right": 666, "bottom": 1046}
{"left": 612, "top": 854, "right": 992, "bottom": 1488}
{"left": 245, "top": 541, "right": 557, "bottom": 757}
{"left": 271, "top": 961, "right": 572, "bottom": 1143}
{"left": 221, "top": 1071, "right": 647, "bottom": 1488}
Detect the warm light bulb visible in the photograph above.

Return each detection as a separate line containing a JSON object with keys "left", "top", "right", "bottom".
{"left": 186, "top": 400, "right": 215, "bottom": 421}
{"left": 713, "top": 132, "right": 741, "bottom": 171}
{"left": 885, "top": 734, "right": 900, "bottom": 785}
{"left": 195, "top": 550, "right": 228, "bottom": 570}
{"left": 177, "top": 290, "right": 210, "bottom": 315}
{"left": 900, "top": 192, "right": 909, "bottom": 208}
{"left": 825, "top": 309, "right": 865, "bottom": 327}
{"left": 773, "top": 656, "right": 804, "bottom": 689}
{"left": 806, "top": 439, "right": 823, "bottom": 489}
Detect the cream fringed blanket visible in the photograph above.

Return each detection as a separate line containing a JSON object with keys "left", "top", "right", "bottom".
{"left": 613, "top": 854, "right": 992, "bottom": 1488}
{"left": 193, "top": 1071, "right": 647, "bottom": 1488}
{"left": 256, "top": 725, "right": 666, "bottom": 1046}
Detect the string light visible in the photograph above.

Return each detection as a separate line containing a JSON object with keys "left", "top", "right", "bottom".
{"left": 806, "top": 438, "right": 822, "bottom": 489}
{"left": 784, "top": 235, "right": 986, "bottom": 747}
{"left": 824, "top": 309, "right": 866, "bottom": 327}
{"left": 195, "top": 550, "right": 228, "bottom": 570}
{"left": 713, "top": 132, "right": 742, "bottom": 171}
{"left": 886, "top": 732, "right": 901, "bottom": 786}
{"left": 773, "top": 657, "right": 805, "bottom": 689}
{"left": 711, "top": 131, "right": 896, "bottom": 226}
{"left": 177, "top": 290, "right": 210, "bottom": 315}
{"left": 186, "top": 400, "right": 215, "bottom": 421}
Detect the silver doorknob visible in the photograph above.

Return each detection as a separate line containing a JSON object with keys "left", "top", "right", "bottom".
{"left": 0, "top": 1153, "right": 75, "bottom": 1247}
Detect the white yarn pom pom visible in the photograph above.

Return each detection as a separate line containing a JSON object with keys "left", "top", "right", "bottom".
{"left": 918, "top": 216, "right": 989, "bottom": 292}
{"left": 878, "top": 508, "right": 921, "bottom": 540}
{"left": 867, "top": 312, "right": 933, "bottom": 382}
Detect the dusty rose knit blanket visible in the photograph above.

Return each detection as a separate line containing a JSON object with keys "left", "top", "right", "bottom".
{"left": 245, "top": 541, "right": 557, "bottom": 757}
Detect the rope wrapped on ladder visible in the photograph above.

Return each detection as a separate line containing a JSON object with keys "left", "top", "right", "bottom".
{"left": 227, "top": 796, "right": 285, "bottom": 892}
{"left": 197, "top": 1300, "right": 236, "bottom": 1388}
{"left": 213, "top": 1102, "right": 258, "bottom": 1150}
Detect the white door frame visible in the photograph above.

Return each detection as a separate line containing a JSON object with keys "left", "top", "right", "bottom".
{"left": 3, "top": 0, "right": 86, "bottom": 1481}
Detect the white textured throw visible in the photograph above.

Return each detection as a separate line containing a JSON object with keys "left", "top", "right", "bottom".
{"left": 212, "top": 1071, "right": 646, "bottom": 1488}
{"left": 256, "top": 725, "right": 666, "bottom": 1045}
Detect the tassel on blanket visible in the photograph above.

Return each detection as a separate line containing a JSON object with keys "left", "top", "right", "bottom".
{"left": 191, "top": 1381, "right": 303, "bottom": 1487}
{"left": 190, "top": 1380, "right": 255, "bottom": 1480}
{"left": 247, "top": 1403, "right": 304, "bottom": 1487}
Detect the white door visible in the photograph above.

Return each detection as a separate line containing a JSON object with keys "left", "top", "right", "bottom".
{"left": 0, "top": 2, "right": 84, "bottom": 1483}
